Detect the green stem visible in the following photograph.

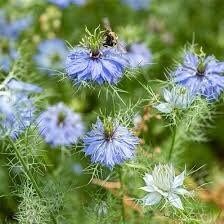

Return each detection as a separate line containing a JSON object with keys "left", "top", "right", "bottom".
{"left": 168, "top": 126, "right": 176, "bottom": 161}
{"left": 8, "top": 138, "right": 57, "bottom": 224}
{"left": 118, "top": 167, "right": 126, "bottom": 224}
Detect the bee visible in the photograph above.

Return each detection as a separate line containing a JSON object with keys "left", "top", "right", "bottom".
{"left": 102, "top": 18, "right": 127, "bottom": 53}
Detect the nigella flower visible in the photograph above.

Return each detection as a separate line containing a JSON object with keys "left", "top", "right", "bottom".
{"left": 48, "top": 0, "right": 86, "bottom": 8}
{"left": 140, "top": 164, "right": 191, "bottom": 209}
{"left": 172, "top": 51, "right": 224, "bottom": 101}
{"left": 34, "top": 39, "right": 68, "bottom": 74}
{"left": 0, "top": 10, "right": 32, "bottom": 40}
{"left": 0, "top": 39, "right": 18, "bottom": 72}
{"left": 83, "top": 118, "right": 139, "bottom": 169}
{"left": 66, "top": 47, "right": 128, "bottom": 85}
{"left": 126, "top": 43, "right": 152, "bottom": 68}
{"left": 5, "top": 77, "right": 42, "bottom": 94}
{"left": 37, "top": 103, "right": 84, "bottom": 147}
{"left": 122, "top": 0, "right": 151, "bottom": 10}
{"left": 0, "top": 79, "right": 40, "bottom": 138}
{"left": 155, "top": 86, "right": 195, "bottom": 114}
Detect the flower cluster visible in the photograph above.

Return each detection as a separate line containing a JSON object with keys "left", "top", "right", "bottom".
{"left": 83, "top": 118, "right": 139, "bottom": 169}
{"left": 0, "top": 10, "right": 32, "bottom": 72}
{"left": 141, "top": 164, "right": 190, "bottom": 209}
{"left": 0, "top": 77, "right": 41, "bottom": 138}
{"left": 37, "top": 103, "right": 84, "bottom": 147}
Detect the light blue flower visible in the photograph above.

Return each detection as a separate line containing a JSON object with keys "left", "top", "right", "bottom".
{"left": 48, "top": 0, "right": 86, "bottom": 8}
{"left": 122, "top": 0, "right": 151, "bottom": 10}
{"left": 155, "top": 86, "right": 195, "bottom": 114}
{"left": 0, "top": 10, "right": 32, "bottom": 40}
{"left": 126, "top": 43, "right": 152, "bottom": 68}
{"left": 5, "top": 77, "right": 42, "bottom": 94}
{"left": 34, "top": 39, "right": 68, "bottom": 74}
{"left": 141, "top": 164, "right": 190, "bottom": 209}
{"left": 0, "top": 78, "right": 40, "bottom": 138}
{"left": 37, "top": 103, "right": 84, "bottom": 147}
{"left": 83, "top": 118, "right": 139, "bottom": 169}
{"left": 172, "top": 51, "right": 224, "bottom": 101}
{"left": 66, "top": 47, "right": 128, "bottom": 85}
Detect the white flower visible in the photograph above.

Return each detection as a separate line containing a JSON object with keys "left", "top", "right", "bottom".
{"left": 155, "top": 86, "right": 195, "bottom": 114}
{"left": 140, "top": 164, "right": 190, "bottom": 209}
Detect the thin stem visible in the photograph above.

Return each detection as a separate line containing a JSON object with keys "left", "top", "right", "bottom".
{"left": 118, "top": 167, "right": 126, "bottom": 224}
{"left": 8, "top": 138, "right": 57, "bottom": 224}
{"left": 168, "top": 125, "right": 176, "bottom": 161}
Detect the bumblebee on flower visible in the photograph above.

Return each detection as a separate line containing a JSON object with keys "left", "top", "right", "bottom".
{"left": 65, "top": 26, "right": 129, "bottom": 85}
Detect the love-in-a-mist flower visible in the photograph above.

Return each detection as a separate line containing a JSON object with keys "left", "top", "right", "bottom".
{"left": 0, "top": 78, "right": 41, "bottom": 138}
{"left": 126, "top": 43, "right": 152, "bottom": 68}
{"left": 66, "top": 27, "right": 129, "bottom": 85}
{"left": 48, "top": 0, "right": 86, "bottom": 8}
{"left": 172, "top": 51, "right": 224, "bottom": 101}
{"left": 34, "top": 39, "right": 68, "bottom": 74}
{"left": 122, "top": 0, "right": 151, "bottom": 10}
{"left": 37, "top": 103, "right": 84, "bottom": 147}
{"left": 155, "top": 86, "right": 195, "bottom": 114}
{"left": 141, "top": 164, "right": 190, "bottom": 209}
{"left": 83, "top": 118, "right": 139, "bottom": 169}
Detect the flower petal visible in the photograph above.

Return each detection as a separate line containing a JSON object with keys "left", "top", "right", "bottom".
{"left": 168, "top": 193, "right": 183, "bottom": 209}
{"left": 172, "top": 171, "right": 185, "bottom": 188}
{"left": 154, "top": 102, "right": 172, "bottom": 113}
{"left": 142, "top": 192, "right": 162, "bottom": 206}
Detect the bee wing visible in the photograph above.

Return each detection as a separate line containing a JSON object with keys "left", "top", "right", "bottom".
{"left": 116, "top": 41, "right": 127, "bottom": 53}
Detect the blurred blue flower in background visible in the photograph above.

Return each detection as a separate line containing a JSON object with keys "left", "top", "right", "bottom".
{"left": 0, "top": 78, "right": 41, "bottom": 138}
{"left": 5, "top": 77, "right": 42, "bottom": 94}
{"left": 0, "top": 10, "right": 32, "bottom": 40}
{"left": 172, "top": 51, "right": 224, "bottom": 101}
{"left": 126, "top": 43, "right": 152, "bottom": 68}
{"left": 48, "top": 0, "right": 86, "bottom": 8}
{"left": 122, "top": 0, "right": 151, "bottom": 10}
{"left": 37, "top": 103, "right": 84, "bottom": 147}
{"left": 83, "top": 118, "right": 139, "bottom": 169}
{"left": 66, "top": 47, "right": 128, "bottom": 84}
{"left": 155, "top": 86, "right": 195, "bottom": 114}
{"left": 34, "top": 39, "right": 68, "bottom": 74}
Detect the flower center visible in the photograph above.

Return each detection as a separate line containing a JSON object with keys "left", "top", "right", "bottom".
{"left": 51, "top": 53, "right": 61, "bottom": 64}
{"left": 196, "top": 61, "right": 206, "bottom": 76}
{"left": 104, "top": 121, "right": 114, "bottom": 141}
{"left": 57, "top": 111, "right": 66, "bottom": 126}
{"left": 90, "top": 51, "right": 102, "bottom": 59}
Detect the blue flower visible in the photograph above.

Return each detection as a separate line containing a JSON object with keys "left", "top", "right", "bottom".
{"left": 48, "top": 0, "right": 86, "bottom": 8}
{"left": 126, "top": 43, "right": 152, "bottom": 68}
{"left": 0, "top": 10, "right": 32, "bottom": 40}
{"left": 155, "top": 86, "right": 195, "bottom": 114}
{"left": 37, "top": 103, "right": 84, "bottom": 147}
{"left": 83, "top": 118, "right": 139, "bottom": 169}
{"left": 34, "top": 39, "right": 68, "bottom": 74}
{"left": 5, "top": 77, "right": 42, "bottom": 94}
{"left": 122, "top": 0, "right": 151, "bottom": 10}
{"left": 0, "top": 40, "right": 18, "bottom": 72}
{"left": 66, "top": 47, "right": 128, "bottom": 85}
{"left": 172, "top": 52, "right": 224, "bottom": 100}
{"left": 0, "top": 78, "right": 40, "bottom": 138}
